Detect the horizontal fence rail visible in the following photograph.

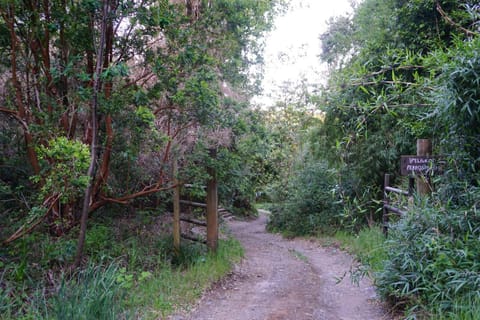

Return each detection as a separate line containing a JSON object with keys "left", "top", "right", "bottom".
{"left": 383, "top": 174, "right": 414, "bottom": 235}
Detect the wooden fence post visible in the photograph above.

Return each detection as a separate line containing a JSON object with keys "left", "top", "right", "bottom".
{"left": 173, "top": 160, "right": 181, "bottom": 256}
{"left": 408, "top": 176, "right": 415, "bottom": 208}
{"left": 416, "top": 139, "right": 432, "bottom": 195}
{"left": 383, "top": 173, "right": 391, "bottom": 235}
{"left": 206, "top": 149, "right": 218, "bottom": 252}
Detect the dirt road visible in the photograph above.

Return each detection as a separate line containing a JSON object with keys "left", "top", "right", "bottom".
{"left": 172, "top": 210, "right": 390, "bottom": 320}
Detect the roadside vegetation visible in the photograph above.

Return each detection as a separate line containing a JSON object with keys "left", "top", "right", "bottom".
{"left": 0, "top": 0, "right": 279, "bottom": 318}
{"left": 265, "top": 0, "right": 480, "bottom": 318}
{"left": 2, "top": 0, "right": 480, "bottom": 319}
{"left": 0, "top": 212, "right": 243, "bottom": 319}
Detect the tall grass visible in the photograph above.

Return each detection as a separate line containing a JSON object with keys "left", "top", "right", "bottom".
{"left": 433, "top": 295, "right": 480, "bottom": 320}
{"left": 28, "top": 262, "right": 126, "bottom": 320}
{"left": 1, "top": 209, "right": 244, "bottom": 320}
{"left": 51, "top": 262, "right": 125, "bottom": 320}
{"left": 334, "top": 226, "right": 387, "bottom": 273}
{"left": 0, "top": 271, "right": 15, "bottom": 317}
{"left": 1, "top": 237, "right": 243, "bottom": 320}
{"left": 129, "top": 237, "right": 244, "bottom": 319}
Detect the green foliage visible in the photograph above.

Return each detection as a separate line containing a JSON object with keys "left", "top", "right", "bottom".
{"left": 51, "top": 263, "right": 126, "bottom": 320}
{"left": 1, "top": 0, "right": 283, "bottom": 234}
{"left": 170, "top": 67, "right": 220, "bottom": 125}
{"left": 268, "top": 161, "right": 342, "bottom": 236}
{"left": 215, "top": 107, "right": 278, "bottom": 216}
{"left": 0, "top": 208, "right": 244, "bottom": 319}
{"left": 156, "top": 235, "right": 209, "bottom": 268}
{"left": 33, "top": 137, "right": 90, "bottom": 204}
{"left": 314, "top": 1, "right": 435, "bottom": 229}
{"left": 43, "top": 237, "right": 78, "bottom": 265}
{"left": 134, "top": 106, "right": 156, "bottom": 128}
{"left": 308, "top": 3, "right": 480, "bottom": 316}
{"left": 320, "top": 14, "right": 354, "bottom": 70}
{"left": 1, "top": 0, "right": 282, "bottom": 317}
{"left": 115, "top": 267, "right": 152, "bottom": 290}
{"left": 198, "top": 0, "right": 283, "bottom": 92}
{"left": 336, "top": 227, "right": 387, "bottom": 274}
{"left": 394, "top": 0, "right": 474, "bottom": 52}
{"left": 376, "top": 199, "right": 480, "bottom": 316}
{"left": 430, "top": 37, "right": 480, "bottom": 128}
{"left": 84, "top": 224, "right": 114, "bottom": 256}
{"left": 427, "top": 37, "right": 480, "bottom": 198}
{"left": 352, "top": 0, "right": 397, "bottom": 54}
{"left": 128, "top": 237, "right": 244, "bottom": 319}
{"left": 432, "top": 295, "right": 480, "bottom": 320}
{"left": 309, "top": 0, "right": 480, "bottom": 236}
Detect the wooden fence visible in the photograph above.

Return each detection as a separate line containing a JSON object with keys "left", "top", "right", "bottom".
{"left": 172, "top": 159, "right": 219, "bottom": 255}
{"left": 382, "top": 139, "right": 440, "bottom": 235}
{"left": 382, "top": 173, "right": 414, "bottom": 235}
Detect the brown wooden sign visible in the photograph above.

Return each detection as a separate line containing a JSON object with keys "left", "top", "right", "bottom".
{"left": 400, "top": 155, "right": 442, "bottom": 176}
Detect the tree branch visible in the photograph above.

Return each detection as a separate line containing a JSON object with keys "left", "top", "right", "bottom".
{"left": 365, "top": 65, "right": 425, "bottom": 78}
{"left": 0, "top": 107, "right": 29, "bottom": 131}
{"left": 436, "top": 2, "right": 480, "bottom": 37}
{"left": 2, "top": 193, "right": 61, "bottom": 245}
{"left": 90, "top": 183, "right": 177, "bottom": 211}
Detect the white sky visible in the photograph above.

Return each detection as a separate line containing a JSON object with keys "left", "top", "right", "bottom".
{"left": 253, "top": 0, "right": 353, "bottom": 106}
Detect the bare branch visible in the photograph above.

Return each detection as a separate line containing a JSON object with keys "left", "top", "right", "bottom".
{"left": 2, "top": 193, "right": 61, "bottom": 245}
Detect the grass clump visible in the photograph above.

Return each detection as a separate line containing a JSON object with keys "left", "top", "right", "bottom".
{"left": 432, "top": 295, "right": 480, "bottom": 320}
{"left": 129, "top": 237, "right": 243, "bottom": 319}
{"left": 0, "top": 208, "right": 244, "bottom": 320}
{"left": 0, "top": 261, "right": 128, "bottom": 320}
{"left": 50, "top": 262, "right": 126, "bottom": 320}
{"left": 330, "top": 226, "right": 388, "bottom": 287}
{"left": 334, "top": 226, "right": 387, "bottom": 274}
{"left": 331, "top": 201, "right": 480, "bottom": 319}
{"left": 375, "top": 202, "right": 480, "bottom": 318}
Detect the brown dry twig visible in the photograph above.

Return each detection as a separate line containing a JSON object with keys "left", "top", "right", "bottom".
{"left": 2, "top": 193, "right": 61, "bottom": 245}
{"left": 436, "top": 2, "right": 479, "bottom": 37}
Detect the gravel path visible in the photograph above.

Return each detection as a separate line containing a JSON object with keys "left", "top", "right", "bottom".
{"left": 171, "top": 210, "right": 391, "bottom": 320}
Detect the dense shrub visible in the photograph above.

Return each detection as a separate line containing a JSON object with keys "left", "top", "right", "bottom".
{"left": 267, "top": 161, "right": 342, "bottom": 236}
{"left": 376, "top": 199, "right": 480, "bottom": 316}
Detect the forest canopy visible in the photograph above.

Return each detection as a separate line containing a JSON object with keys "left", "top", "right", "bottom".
{"left": 2, "top": 0, "right": 480, "bottom": 318}
{"left": 0, "top": 0, "right": 284, "bottom": 258}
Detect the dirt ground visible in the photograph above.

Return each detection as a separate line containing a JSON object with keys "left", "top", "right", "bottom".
{"left": 170, "top": 210, "right": 392, "bottom": 320}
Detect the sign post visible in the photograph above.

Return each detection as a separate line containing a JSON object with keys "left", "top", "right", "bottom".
{"left": 416, "top": 139, "right": 432, "bottom": 195}
{"left": 400, "top": 156, "right": 437, "bottom": 176}
{"left": 400, "top": 139, "right": 436, "bottom": 196}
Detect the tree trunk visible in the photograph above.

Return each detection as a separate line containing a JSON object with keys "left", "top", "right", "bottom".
{"left": 4, "top": 4, "right": 41, "bottom": 175}
{"left": 73, "top": 0, "right": 110, "bottom": 268}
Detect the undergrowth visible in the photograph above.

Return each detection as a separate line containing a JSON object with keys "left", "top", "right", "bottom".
{"left": 333, "top": 209, "right": 480, "bottom": 319}
{"left": 0, "top": 210, "right": 244, "bottom": 319}
{"left": 334, "top": 226, "right": 387, "bottom": 275}
{"left": 267, "top": 161, "right": 343, "bottom": 236}
{"left": 376, "top": 201, "right": 480, "bottom": 318}
{"left": 130, "top": 237, "right": 243, "bottom": 319}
